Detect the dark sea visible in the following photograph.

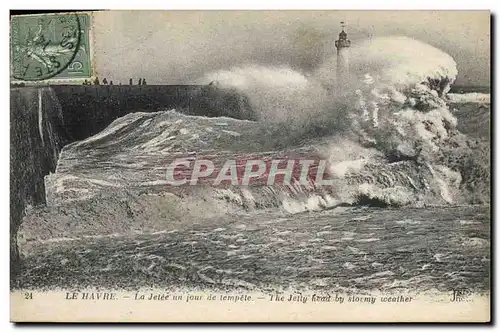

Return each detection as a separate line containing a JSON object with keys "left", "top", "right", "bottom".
{"left": 18, "top": 205, "right": 490, "bottom": 294}
{"left": 15, "top": 86, "right": 491, "bottom": 295}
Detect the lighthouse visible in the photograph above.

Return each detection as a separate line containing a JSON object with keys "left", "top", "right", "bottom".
{"left": 335, "top": 21, "right": 351, "bottom": 83}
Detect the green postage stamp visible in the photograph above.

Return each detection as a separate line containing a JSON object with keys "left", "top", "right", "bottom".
{"left": 10, "top": 12, "right": 92, "bottom": 81}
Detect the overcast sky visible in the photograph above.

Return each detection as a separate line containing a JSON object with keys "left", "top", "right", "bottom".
{"left": 93, "top": 10, "right": 490, "bottom": 86}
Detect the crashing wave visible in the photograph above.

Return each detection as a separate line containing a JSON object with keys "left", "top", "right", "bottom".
{"left": 195, "top": 36, "right": 487, "bottom": 205}
{"left": 35, "top": 36, "right": 489, "bottom": 231}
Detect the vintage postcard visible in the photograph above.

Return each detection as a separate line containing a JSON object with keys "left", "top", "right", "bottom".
{"left": 10, "top": 10, "right": 491, "bottom": 322}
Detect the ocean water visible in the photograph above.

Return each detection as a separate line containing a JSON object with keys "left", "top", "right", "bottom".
{"left": 14, "top": 36, "right": 491, "bottom": 294}
{"left": 17, "top": 205, "right": 490, "bottom": 293}
{"left": 15, "top": 96, "right": 491, "bottom": 292}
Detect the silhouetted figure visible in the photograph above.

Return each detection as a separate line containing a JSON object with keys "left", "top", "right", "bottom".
{"left": 142, "top": 78, "right": 147, "bottom": 85}
{"left": 110, "top": 81, "right": 113, "bottom": 85}
{"left": 103, "top": 78, "right": 108, "bottom": 85}
{"left": 129, "top": 78, "right": 133, "bottom": 85}
{"left": 138, "top": 78, "right": 142, "bottom": 85}
{"left": 94, "top": 77, "right": 100, "bottom": 85}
